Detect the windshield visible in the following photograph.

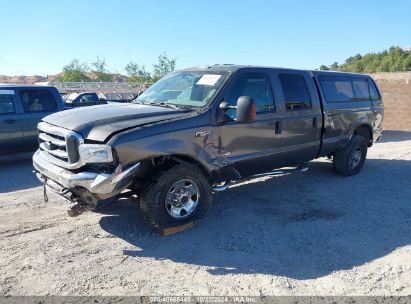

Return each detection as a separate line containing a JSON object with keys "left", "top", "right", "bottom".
{"left": 64, "top": 93, "right": 79, "bottom": 102}
{"left": 136, "top": 71, "right": 229, "bottom": 108}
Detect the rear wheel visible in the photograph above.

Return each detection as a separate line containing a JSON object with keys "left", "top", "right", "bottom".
{"left": 140, "top": 164, "right": 212, "bottom": 230}
{"left": 333, "top": 134, "right": 368, "bottom": 176}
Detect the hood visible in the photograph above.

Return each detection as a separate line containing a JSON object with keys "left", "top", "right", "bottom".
{"left": 42, "top": 103, "right": 193, "bottom": 142}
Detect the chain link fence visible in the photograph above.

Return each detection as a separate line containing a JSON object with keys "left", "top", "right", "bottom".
{"left": 52, "top": 82, "right": 147, "bottom": 93}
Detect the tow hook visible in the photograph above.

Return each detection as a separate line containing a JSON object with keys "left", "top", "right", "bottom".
{"left": 67, "top": 199, "right": 95, "bottom": 217}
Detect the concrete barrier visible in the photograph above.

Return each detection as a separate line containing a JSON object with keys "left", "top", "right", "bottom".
{"left": 374, "top": 77, "right": 411, "bottom": 131}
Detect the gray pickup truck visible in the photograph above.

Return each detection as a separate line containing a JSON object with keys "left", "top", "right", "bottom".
{"left": 33, "top": 65, "right": 383, "bottom": 230}
{"left": 0, "top": 85, "right": 64, "bottom": 154}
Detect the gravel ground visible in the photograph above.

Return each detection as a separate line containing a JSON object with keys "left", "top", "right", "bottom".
{"left": 0, "top": 131, "right": 410, "bottom": 296}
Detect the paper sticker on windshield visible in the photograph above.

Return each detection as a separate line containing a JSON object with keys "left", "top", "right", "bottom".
{"left": 0, "top": 90, "right": 15, "bottom": 95}
{"left": 197, "top": 74, "right": 221, "bottom": 86}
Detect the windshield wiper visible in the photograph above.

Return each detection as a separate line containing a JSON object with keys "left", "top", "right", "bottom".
{"left": 147, "top": 102, "right": 180, "bottom": 110}
{"left": 147, "top": 102, "right": 194, "bottom": 111}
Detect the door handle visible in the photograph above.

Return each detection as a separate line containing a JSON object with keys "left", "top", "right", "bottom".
{"left": 275, "top": 121, "right": 282, "bottom": 134}
{"left": 2, "top": 119, "right": 17, "bottom": 125}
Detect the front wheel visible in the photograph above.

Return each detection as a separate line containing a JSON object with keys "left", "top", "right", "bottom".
{"left": 333, "top": 134, "right": 368, "bottom": 176}
{"left": 139, "top": 164, "right": 212, "bottom": 230}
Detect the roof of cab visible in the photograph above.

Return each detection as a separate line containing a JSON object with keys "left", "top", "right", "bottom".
{"left": 180, "top": 64, "right": 370, "bottom": 78}
{"left": 310, "top": 69, "right": 370, "bottom": 78}
{"left": 179, "top": 64, "right": 249, "bottom": 72}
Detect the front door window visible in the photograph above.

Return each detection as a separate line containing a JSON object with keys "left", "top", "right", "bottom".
{"left": 225, "top": 72, "right": 275, "bottom": 119}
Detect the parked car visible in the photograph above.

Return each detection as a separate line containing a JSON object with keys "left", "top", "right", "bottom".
{"left": 64, "top": 92, "right": 106, "bottom": 108}
{"left": 0, "top": 85, "right": 64, "bottom": 154}
{"left": 33, "top": 65, "right": 383, "bottom": 230}
{"left": 102, "top": 92, "right": 138, "bottom": 103}
{"left": 60, "top": 92, "right": 69, "bottom": 100}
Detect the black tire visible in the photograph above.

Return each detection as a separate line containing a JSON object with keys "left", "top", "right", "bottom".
{"left": 139, "top": 164, "right": 212, "bottom": 230}
{"left": 333, "top": 134, "right": 368, "bottom": 176}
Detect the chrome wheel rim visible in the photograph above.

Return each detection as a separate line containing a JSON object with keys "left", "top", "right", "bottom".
{"left": 165, "top": 179, "right": 200, "bottom": 219}
{"left": 349, "top": 146, "right": 362, "bottom": 169}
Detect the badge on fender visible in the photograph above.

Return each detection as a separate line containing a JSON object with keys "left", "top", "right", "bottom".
{"left": 194, "top": 130, "right": 211, "bottom": 137}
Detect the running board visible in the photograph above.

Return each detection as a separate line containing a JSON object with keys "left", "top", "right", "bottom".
{"left": 213, "top": 163, "right": 308, "bottom": 192}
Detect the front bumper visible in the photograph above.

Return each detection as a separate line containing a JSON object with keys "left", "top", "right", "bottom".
{"left": 33, "top": 150, "right": 140, "bottom": 200}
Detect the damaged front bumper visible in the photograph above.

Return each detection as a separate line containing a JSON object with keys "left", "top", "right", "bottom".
{"left": 33, "top": 150, "right": 140, "bottom": 204}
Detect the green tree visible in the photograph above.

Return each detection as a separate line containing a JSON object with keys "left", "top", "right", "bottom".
{"left": 330, "top": 62, "right": 339, "bottom": 71}
{"left": 91, "top": 57, "right": 113, "bottom": 82}
{"left": 377, "top": 57, "right": 390, "bottom": 72}
{"left": 320, "top": 46, "right": 411, "bottom": 73}
{"left": 58, "top": 59, "right": 89, "bottom": 82}
{"left": 354, "top": 54, "right": 362, "bottom": 61}
{"left": 125, "top": 62, "right": 152, "bottom": 83}
{"left": 152, "top": 53, "right": 176, "bottom": 81}
{"left": 363, "top": 59, "right": 379, "bottom": 74}
{"left": 319, "top": 65, "right": 329, "bottom": 71}
{"left": 403, "top": 56, "right": 411, "bottom": 71}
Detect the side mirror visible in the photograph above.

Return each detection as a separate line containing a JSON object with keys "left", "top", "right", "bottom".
{"left": 236, "top": 96, "right": 256, "bottom": 123}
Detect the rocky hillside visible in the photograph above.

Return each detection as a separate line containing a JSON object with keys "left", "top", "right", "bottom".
{"left": 0, "top": 74, "right": 58, "bottom": 84}
{"left": 0, "top": 72, "right": 125, "bottom": 84}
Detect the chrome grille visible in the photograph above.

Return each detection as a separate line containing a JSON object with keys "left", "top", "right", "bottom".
{"left": 38, "top": 122, "right": 84, "bottom": 169}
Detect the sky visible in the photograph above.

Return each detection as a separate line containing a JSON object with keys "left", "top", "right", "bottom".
{"left": 0, "top": 0, "right": 410, "bottom": 76}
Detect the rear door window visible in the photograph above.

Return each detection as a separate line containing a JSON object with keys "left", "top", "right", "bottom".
{"left": 20, "top": 90, "right": 57, "bottom": 112}
{"left": 279, "top": 74, "right": 312, "bottom": 110}
{"left": 0, "top": 91, "right": 16, "bottom": 114}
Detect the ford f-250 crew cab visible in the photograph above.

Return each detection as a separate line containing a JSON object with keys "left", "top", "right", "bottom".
{"left": 33, "top": 65, "right": 383, "bottom": 231}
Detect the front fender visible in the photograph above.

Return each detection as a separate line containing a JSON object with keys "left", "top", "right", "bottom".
{"left": 108, "top": 126, "right": 221, "bottom": 176}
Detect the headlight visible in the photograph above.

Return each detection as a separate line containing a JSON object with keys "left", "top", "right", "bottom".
{"left": 78, "top": 144, "right": 113, "bottom": 163}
